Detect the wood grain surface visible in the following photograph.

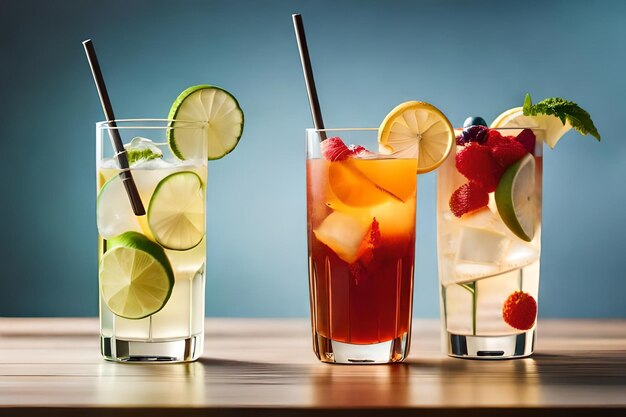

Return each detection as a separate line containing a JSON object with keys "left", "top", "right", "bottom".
{"left": 1, "top": 318, "right": 625, "bottom": 416}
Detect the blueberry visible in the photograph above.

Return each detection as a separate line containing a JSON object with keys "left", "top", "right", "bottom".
{"left": 458, "top": 125, "right": 489, "bottom": 145}
{"left": 463, "top": 116, "right": 488, "bottom": 128}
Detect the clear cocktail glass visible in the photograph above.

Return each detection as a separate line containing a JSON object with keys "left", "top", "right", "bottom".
{"left": 437, "top": 127, "right": 543, "bottom": 359}
{"left": 97, "top": 119, "right": 207, "bottom": 362}
{"left": 306, "top": 128, "right": 417, "bottom": 364}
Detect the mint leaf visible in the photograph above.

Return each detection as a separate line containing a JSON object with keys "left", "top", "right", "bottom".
{"left": 523, "top": 94, "right": 601, "bottom": 141}
{"left": 127, "top": 148, "right": 162, "bottom": 164}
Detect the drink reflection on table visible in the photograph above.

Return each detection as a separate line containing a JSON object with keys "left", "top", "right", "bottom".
{"left": 311, "top": 363, "right": 410, "bottom": 407}
{"left": 429, "top": 358, "right": 539, "bottom": 406}
{"left": 96, "top": 362, "right": 205, "bottom": 406}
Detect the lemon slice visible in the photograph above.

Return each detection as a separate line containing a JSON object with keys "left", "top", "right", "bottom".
{"left": 491, "top": 107, "right": 571, "bottom": 149}
{"left": 378, "top": 101, "right": 454, "bottom": 174}
{"left": 168, "top": 85, "right": 244, "bottom": 160}
{"left": 148, "top": 171, "right": 205, "bottom": 251}
{"left": 100, "top": 232, "right": 174, "bottom": 319}
{"left": 495, "top": 154, "right": 536, "bottom": 242}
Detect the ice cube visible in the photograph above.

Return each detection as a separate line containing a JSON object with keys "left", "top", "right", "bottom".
{"left": 313, "top": 211, "right": 371, "bottom": 263}
{"left": 100, "top": 158, "right": 118, "bottom": 169}
{"left": 502, "top": 241, "right": 540, "bottom": 269}
{"left": 132, "top": 157, "right": 173, "bottom": 170}
{"left": 456, "top": 207, "right": 506, "bottom": 234}
{"left": 456, "top": 226, "right": 510, "bottom": 265}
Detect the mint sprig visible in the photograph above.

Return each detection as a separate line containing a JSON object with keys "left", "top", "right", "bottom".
{"left": 523, "top": 94, "right": 601, "bottom": 141}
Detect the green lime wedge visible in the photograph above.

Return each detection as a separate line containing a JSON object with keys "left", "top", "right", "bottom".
{"left": 167, "top": 85, "right": 244, "bottom": 160}
{"left": 495, "top": 154, "right": 536, "bottom": 242}
{"left": 148, "top": 171, "right": 205, "bottom": 251}
{"left": 100, "top": 232, "right": 174, "bottom": 319}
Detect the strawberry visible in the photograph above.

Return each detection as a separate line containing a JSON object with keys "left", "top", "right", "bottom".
{"left": 455, "top": 143, "right": 503, "bottom": 191}
{"left": 491, "top": 136, "right": 528, "bottom": 167}
{"left": 320, "top": 137, "right": 351, "bottom": 161}
{"left": 502, "top": 291, "right": 537, "bottom": 331}
{"left": 515, "top": 129, "right": 536, "bottom": 155}
{"left": 449, "top": 182, "right": 489, "bottom": 217}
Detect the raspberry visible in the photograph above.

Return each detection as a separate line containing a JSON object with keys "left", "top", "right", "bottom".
{"left": 455, "top": 143, "right": 503, "bottom": 191}
{"left": 502, "top": 291, "right": 537, "bottom": 330}
{"left": 515, "top": 129, "right": 536, "bottom": 155}
{"left": 320, "top": 137, "right": 351, "bottom": 161}
{"left": 449, "top": 182, "right": 489, "bottom": 217}
{"left": 484, "top": 129, "right": 504, "bottom": 148}
{"left": 456, "top": 125, "right": 488, "bottom": 145}
{"left": 491, "top": 136, "right": 528, "bottom": 167}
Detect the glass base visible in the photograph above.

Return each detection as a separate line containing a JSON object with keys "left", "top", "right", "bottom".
{"left": 101, "top": 334, "right": 203, "bottom": 363}
{"left": 446, "top": 329, "right": 535, "bottom": 359}
{"left": 313, "top": 332, "right": 409, "bottom": 364}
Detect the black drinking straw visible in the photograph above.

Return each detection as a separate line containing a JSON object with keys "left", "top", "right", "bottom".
{"left": 292, "top": 14, "right": 327, "bottom": 141}
{"left": 83, "top": 39, "right": 145, "bottom": 216}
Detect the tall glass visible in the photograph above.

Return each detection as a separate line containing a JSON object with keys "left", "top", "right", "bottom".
{"left": 97, "top": 120, "right": 207, "bottom": 362}
{"left": 437, "top": 127, "right": 543, "bottom": 359}
{"left": 306, "top": 128, "right": 417, "bottom": 364}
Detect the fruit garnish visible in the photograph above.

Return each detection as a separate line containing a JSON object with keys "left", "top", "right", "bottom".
{"left": 495, "top": 154, "right": 536, "bottom": 241}
{"left": 502, "top": 290, "right": 537, "bottom": 330}
{"left": 321, "top": 137, "right": 352, "bottom": 161}
{"left": 167, "top": 85, "right": 244, "bottom": 160}
{"left": 148, "top": 171, "right": 205, "bottom": 251}
{"left": 491, "top": 136, "right": 528, "bottom": 167}
{"left": 463, "top": 116, "right": 488, "bottom": 128}
{"left": 125, "top": 137, "right": 163, "bottom": 165}
{"left": 378, "top": 101, "right": 454, "bottom": 174}
{"left": 455, "top": 142, "right": 503, "bottom": 192}
{"left": 456, "top": 125, "right": 488, "bottom": 146}
{"left": 484, "top": 129, "right": 503, "bottom": 148}
{"left": 99, "top": 232, "right": 175, "bottom": 319}
{"left": 523, "top": 94, "right": 600, "bottom": 141}
{"left": 491, "top": 94, "right": 600, "bottom": 148}
{"left": 328, "top": 158, "right": 415, "bottom": 207}
{"left": 515, "top": 129, "right": 536, "bottom": 154}
{"left": 449, "top": 182, "right": 489, "bottom": 217}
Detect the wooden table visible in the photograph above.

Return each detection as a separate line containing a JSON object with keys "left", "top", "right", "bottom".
{"left": 1, "top": 318, "right": 625, "bottom": 416}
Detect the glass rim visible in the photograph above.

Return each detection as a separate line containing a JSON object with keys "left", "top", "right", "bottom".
{"left": 306, "top": 128, "right": 378, "bottom": 133}
{"left": 453, "top": 126, "right": 545, "bottom": 131}
{"left": 97, "top": 119, "right": 206, "bottom": 130}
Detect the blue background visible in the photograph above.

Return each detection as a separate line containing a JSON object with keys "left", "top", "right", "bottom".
{"left": 1, "top": 0, "right": 625, "bottom": 318}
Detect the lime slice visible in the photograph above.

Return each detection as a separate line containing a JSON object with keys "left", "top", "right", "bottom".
{"left": 100, "top": 232, "right": 174, "bottom": 319}
{"left": 167, "top": 85, "right": 244, "bottom": 160}
{"left": 495, "top": 154, "right": 536, "bottom": 242}
{"left": 148, "top": 171, "right": 205, "bottom": 251}
{"left": 491, "top": 106, "right": 571, "bottom": 149}
{"left": 378, "top": 101, "right": 454, "bottom": 174}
